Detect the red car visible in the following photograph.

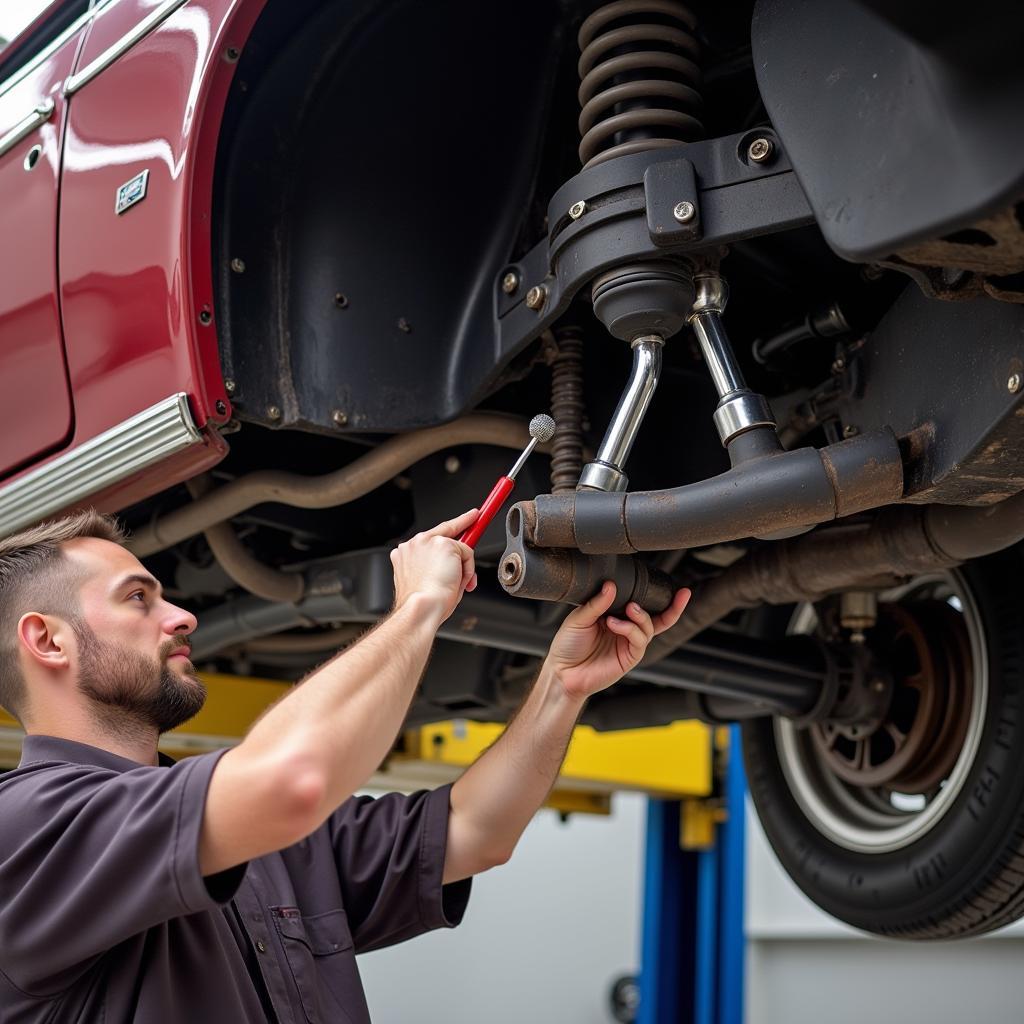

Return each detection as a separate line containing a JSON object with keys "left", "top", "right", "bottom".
{"left": 4, "top": 0, "right": 1024, "bottom": 941}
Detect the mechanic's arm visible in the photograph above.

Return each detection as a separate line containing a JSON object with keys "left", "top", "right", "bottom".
{"left": 199, "top": 510, "right": 479, "bottom": 876}
{"left": 442, "top": 581, "right": 691, "bottom": 883}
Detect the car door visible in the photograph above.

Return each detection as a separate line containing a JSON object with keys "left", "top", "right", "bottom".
{"left": 0, "top": 0, "right": 92, "bottom": 480}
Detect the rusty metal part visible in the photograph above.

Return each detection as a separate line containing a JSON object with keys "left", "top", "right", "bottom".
{"left": 519, "top": 428, "right": 904, "bottom": 553}
{"left": 897, "top": 205, "right": 1024, "bottom": 277}
{"left": 549, "top": 328, "right": 586, "bottom": 492}
{"left": 644, "top": 486, "right": 1024, "bottom": 663}
{"left": 577, "top": 0, "right": 704, "bottom": 169}
{"left": 499, "top": 504, "right": 674, "bottom": 617}
{"left": 129, "top": 413, "right": 542, "bottom": 558}
{"left": 812, "top": 602, "right": 972, "bottom": 792}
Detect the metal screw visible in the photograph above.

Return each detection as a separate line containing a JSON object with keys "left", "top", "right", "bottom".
{"left": 267, "top": 405, "right": 281, "bottom": 421}
{"left": 1009, "top": 372, "right": 1022, "bottom": 394}
{"left": 673, "top": 201, "right": 696, "bottom": 224}
{"left": 397, "top": 317, "right": 412, "bottom": 333}
{"left": 331, "top": 409, "right": 348, "bottom": 426}
{"left": 502, "top": 271, "right": 519, "bottom": 295}
{"left": 569, "top": 200, "right": 586, "bottom": 220}
{"left": 334, "top": 293, "right": 349, "bottom": 309}
{"left": 843, "top": 424, "right": 859, "bottom": 438}
{"left": 215, "top": 400, "right": 228, "bottom": 416}
{"left": 198, "top": 309, "right": 212, "bottom": 325}
{"left": 224, "top": 379, "right": 236, "bottom": 394}
{"left": 526, "top": 285, "right": 547, "bottom": 311}
{"left": 748, "top": 137, "right": 774, "bottom": 163}
{"left": 230, "top": 258, "right": 246, "bottom": 273}
{"left": 444, "top": 455, "right": 461, "bottom": 474}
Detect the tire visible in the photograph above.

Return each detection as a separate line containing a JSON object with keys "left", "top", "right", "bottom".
{"left": 742, "top": 549, "right": 1024, "bottom": 939}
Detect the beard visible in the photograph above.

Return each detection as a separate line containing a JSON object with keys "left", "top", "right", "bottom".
{"left": 73, "top": 621, "right": 207, "bottom": 736}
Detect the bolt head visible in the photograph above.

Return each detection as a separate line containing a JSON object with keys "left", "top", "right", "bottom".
{"left": 502, "top": 271, "right": 519, "bottom": 295}
{"left": 832, "top": 356, "right": 846, "bottom": 374}
{"left": 230, "top": 258, "right": 246, "bottom": 273}
{"left": 444, "top": 455, "right": 461, "bottom": 474}
{"left": 267, "top": 405, "right": 282, "bottom": 421}
{"left": 843, "top": 424, "right": 859, "bottom": 438}
{"left": 215, "top": 399, "right": 228, "bottom": 416}
{"left": 747, "top": 137, "right": 774, "bottom": 164}
{"left": 397, "top": 317, "right": 412, "bottom": 333}
{"left": 569, "top": 200, "right": 586, "bottom": 220}
{"left": 331, "top": 409, "right": 348, "bottom": 426}
{"left": 872, "top": 679, "right": 886, "bottom": 693}
{"left": 526, "top": 285, "right": 547, "bottom": 311}
{"left": 673, "top": 200, "right": 696, "bottom": 224}
{"left": 224, "top": 379, "right": 236, "bottom": 394}
{"left": 1009, "top": 372, "right": 1022, "bottom": 394}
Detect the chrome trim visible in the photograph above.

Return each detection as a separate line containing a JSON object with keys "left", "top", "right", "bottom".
{"left": 0, "top": 393, "right": 203, "bottom": 539}
{"left": 64, "top": 0, "right": 190, "bottom": 96}
{"left": 0, "top": 98, "right": 54, "bottom": 159}
{"left": 0, "top": 0, "right": 118, "bottom": 102}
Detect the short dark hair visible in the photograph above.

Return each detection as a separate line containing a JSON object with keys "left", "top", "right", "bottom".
{"left": 0, "top": 510, "right": 125, "bottom": 723}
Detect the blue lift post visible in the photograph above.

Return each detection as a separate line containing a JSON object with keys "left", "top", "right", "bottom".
{"left": 637, "top": 725, "right": 747, "bottom": 1024}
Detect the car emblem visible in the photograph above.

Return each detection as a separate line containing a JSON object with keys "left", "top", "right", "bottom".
{"left": 115, "top": 168, "right": 149, "bottom": 215}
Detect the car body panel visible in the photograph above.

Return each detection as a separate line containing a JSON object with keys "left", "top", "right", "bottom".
{"left": 0, "top": 19, "right": 81, "bottom": 479}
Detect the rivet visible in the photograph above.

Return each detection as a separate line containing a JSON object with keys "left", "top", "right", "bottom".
{"left": 748, "top": 137, "right": 774, "bottom": 164}
{"left": 224, "top": 46, "right": 241, "bottom": 62}
{"left": 569, "top": 200, "right": 586, "bottom": 220}
{"left": 331, "top": 409, "right": 348, "bottom": 426}
{"left": 673, "top": 201, "right": 696, "bottom": 224}
{"left": 334, "top": 293, "right": 349, "bottom": 309}
{"left": 230, "top": 258, "right": 246, "bottom": 273}
{"left": 267, "top": 405, "right": 282, "bottom": 421}
{"left": 198, "top": 309, "right": 212, "bottom": 325}
{"left": 1008, "top": 372, "right": 1021, "bottom": 394}
{"left": 526, "top": 285, "right": 547, "bottom": 311}
{"left": 502, "top": 271, "right": 519, "bottom": 295}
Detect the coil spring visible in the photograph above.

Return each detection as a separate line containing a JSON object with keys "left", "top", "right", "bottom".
{"left": 549, "top": 328, "right": 586, "bottom": 493}
{"left": 578, "top": 0, "right": 704, "bottom": 169}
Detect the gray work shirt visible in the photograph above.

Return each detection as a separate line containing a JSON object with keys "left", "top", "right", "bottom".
{"left": 0, "top": 735, "right": 471, "bottom": 1023}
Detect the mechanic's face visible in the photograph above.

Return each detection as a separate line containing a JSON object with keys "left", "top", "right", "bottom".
{"left": 63, "top": 539, "right": 204, "bottom": 734}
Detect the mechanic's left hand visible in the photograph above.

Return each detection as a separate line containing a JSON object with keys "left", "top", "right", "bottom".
{"left": 546, "top": 581, "right": 691, "bottom": 701}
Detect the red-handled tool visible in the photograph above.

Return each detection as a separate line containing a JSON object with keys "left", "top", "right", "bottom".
{"left": 458, "top": 413, "right": 556, "bottom": 549}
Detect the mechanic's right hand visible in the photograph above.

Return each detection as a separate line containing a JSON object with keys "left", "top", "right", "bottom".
{"left": 391, "top": 509, "right": 480, "bottom": 624}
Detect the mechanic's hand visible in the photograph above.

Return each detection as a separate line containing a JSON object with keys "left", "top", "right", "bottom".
{"left": 546, "top": 582, "right": 691, "bottom": 701}
{"left": 391, "top": 509, "right": 480, "bottom": 625}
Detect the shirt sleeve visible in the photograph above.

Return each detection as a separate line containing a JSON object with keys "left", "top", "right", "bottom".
{"left": 0, "top": 750, "right": 244, "bottom": 996}
{"left": 327, "top": 784, "right": 471, "bottom": 953}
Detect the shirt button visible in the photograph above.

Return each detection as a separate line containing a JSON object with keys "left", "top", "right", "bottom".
{"left": 256, "top": 940, "right": 267, "bottom": 953}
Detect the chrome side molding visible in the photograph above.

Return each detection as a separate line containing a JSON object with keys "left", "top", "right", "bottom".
{"left": 0, "top": 392, "right": 203, "bottom": 539}
{"left": 64, "top": 0, "right": 191, "bottom": 96}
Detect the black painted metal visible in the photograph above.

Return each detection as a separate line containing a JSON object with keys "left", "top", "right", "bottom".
{"left": 752, "top": 0, "right": 1024, "bottom": 262}
{"left": 838, "top": 285, "right": 1024, "bottom": 503}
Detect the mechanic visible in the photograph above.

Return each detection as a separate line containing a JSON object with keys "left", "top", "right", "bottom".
{"left": 0, "top": 508, "right": 690, "bottom": 1023}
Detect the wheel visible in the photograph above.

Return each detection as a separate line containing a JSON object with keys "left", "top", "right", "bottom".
{"left": 742, "top": 549, "right": 1024, "bottom": 939}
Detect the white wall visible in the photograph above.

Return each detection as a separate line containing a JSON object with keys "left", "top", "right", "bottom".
{"left": 358, "top": 792, "right": 647, "bottom": 1024}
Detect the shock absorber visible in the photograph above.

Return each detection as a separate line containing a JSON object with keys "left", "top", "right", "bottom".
{"left": 575, "top": 0, "right": 705, "bottom": 490}
{"left": 578, "top": 0, "right": 704, "bottom": 169}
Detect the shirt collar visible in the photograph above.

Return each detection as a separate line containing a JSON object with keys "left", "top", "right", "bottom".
{"left": 18, "top": 734, "right": 176, "bottom": 772}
